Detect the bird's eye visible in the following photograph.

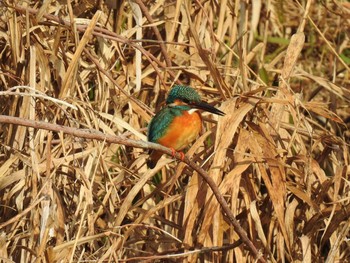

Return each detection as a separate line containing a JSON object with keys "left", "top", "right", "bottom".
{"left": 182, "top": 98, "right": 190, "bottom": 104}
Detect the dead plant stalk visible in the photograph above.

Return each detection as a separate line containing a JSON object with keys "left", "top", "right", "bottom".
{"left": 0, "top": 114, "right": 265, "bottom": 262}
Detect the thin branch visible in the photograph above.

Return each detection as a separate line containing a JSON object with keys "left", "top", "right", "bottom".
{"left": 133, "top": 0, "right": 173, "bottom": 68}
{"left": 0, "top": 196, "right": 45, "bottom": 229}
{"left": 119, "top": 240, "right": 243, "bottom": 261}
{"left": 0, "top": 115, "right": 265, "bottom": 262}
{"left": 12, "top": 4, "right": 179, "bottom": 84}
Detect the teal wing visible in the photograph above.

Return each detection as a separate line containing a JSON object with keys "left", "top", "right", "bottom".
{"left": 148, "top": 107, "right": 174, "bottom": 143}
{"left": 147, "top": 105, "right": 190, "bottom": 143}
{"left": 147, "top": 105, "right": 190, "bottom": 168}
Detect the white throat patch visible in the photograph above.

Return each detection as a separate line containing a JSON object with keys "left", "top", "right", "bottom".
{"left": 187, "top": 108, "right": 198, "bottom": 114}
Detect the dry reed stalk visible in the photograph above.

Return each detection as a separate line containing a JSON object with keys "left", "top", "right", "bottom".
{"left": 0, "top": 0, "right": 349, "bottom": 262}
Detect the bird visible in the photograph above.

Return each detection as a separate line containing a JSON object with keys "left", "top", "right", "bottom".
{"left": 147, "top": 85, "right": 225, "bottom": 168}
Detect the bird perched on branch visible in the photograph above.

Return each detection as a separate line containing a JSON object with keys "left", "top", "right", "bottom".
{"left": 147, "top": 85, "right": 225, "bottom": 168}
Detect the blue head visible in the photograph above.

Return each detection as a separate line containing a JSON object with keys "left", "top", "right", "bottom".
{"left": 165, "top": 85, "right": 225, "bottom": 116}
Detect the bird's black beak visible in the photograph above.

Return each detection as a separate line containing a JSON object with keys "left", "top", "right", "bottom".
{"left": 192, "top": 101, "right": 225, "bottom": 116}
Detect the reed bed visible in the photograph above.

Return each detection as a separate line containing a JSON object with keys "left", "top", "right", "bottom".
{"left": 0, "top": 0, "right": 349, "bottom": 262}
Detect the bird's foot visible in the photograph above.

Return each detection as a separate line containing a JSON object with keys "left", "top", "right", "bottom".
{"left": 178, "top": 151, "right": 185, "bottom": 161}
{"left": 170, "top": 148, "right": 185, "bottom": 161}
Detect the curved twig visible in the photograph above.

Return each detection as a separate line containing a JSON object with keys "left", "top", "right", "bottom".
{"left": 0, "top": 115, "right": 265, "bottom": 262}
{"left": 133, "top": 0, "right": 173, "bottom": 68}
{"left": 12, "top": 4, "right": 179, "bottom": 84}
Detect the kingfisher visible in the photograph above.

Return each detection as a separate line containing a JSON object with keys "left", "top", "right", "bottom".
{"left": 147, "top": 85, "right": 225, "bottom": 168}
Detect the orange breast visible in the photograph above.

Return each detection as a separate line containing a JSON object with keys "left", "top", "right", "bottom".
{"left": 157, "top": 111, "right": 202, "bottom": 151}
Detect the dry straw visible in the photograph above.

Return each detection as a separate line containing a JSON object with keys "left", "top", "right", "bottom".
{"left": 0, "top": 0, "right": 349, "bottom": 262}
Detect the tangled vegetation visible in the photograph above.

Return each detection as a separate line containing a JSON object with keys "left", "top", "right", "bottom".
{"left": 0, "top": 0, "right": 349, "bottom": 262}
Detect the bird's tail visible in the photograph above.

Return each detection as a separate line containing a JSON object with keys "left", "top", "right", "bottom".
{"left": 147, "top": 150, "right": 163, "bottom": 168}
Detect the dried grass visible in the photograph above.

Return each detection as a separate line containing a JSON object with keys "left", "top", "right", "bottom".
{"left": 0, "top": 0, "right": 349, "bottom": 262}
